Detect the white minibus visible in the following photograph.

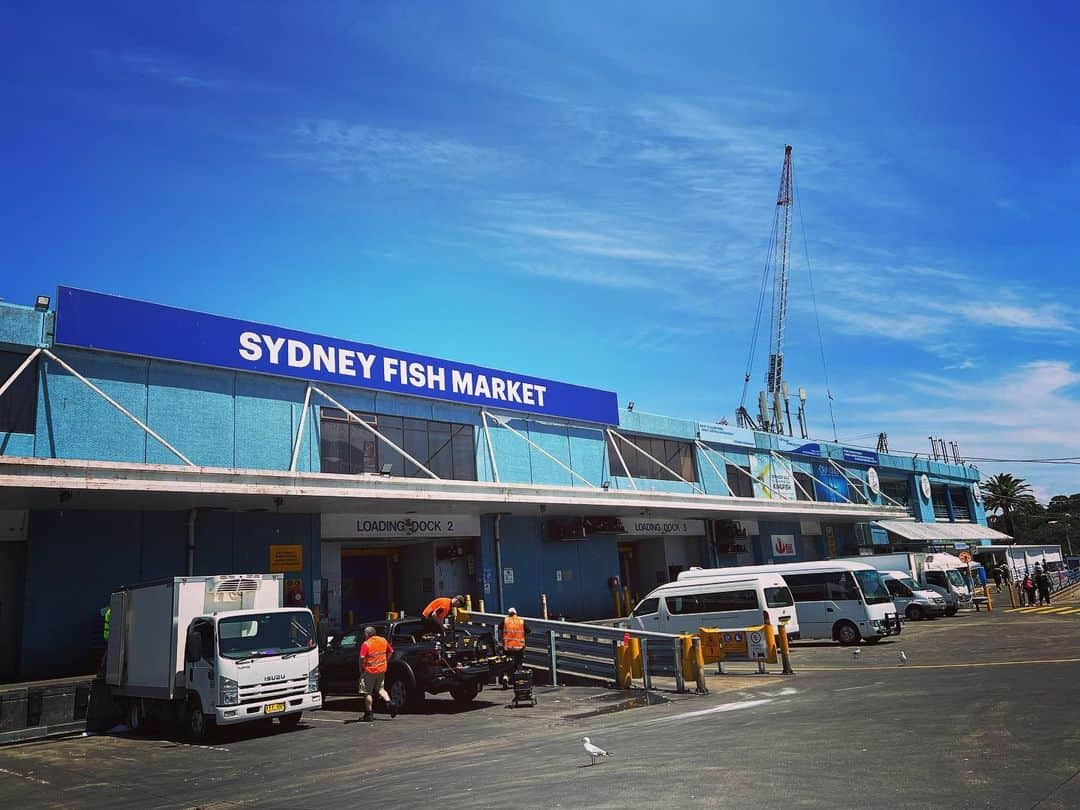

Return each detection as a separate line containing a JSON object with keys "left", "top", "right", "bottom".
{"left": 678, "top": 561, "right": 901, "bottom": 645}
{"left": 626, "top": 573, "right": 799, "bottom": 637}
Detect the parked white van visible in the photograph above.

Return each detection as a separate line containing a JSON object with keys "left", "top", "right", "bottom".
{"left": 679, "top": 561, "right": 901, "bottom": 645}
{"left": 626, "top": 573, "right": 799, "bottom": 638}
{"left": 879, "top": 570, "right": 947, "bottom": 620}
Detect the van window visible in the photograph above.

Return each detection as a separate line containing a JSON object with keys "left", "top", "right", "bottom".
{"left": 765, "top": 587, "right": 794, "bottom": 607}
{"left": 884, "top": 579, "right": 911, "bottom": 598}
{"left": 667, "top": 590, "right": 758, "bottom": 614}
{"left": 784, "top": 571, "right": 859, "bottom": 602}
{"left": 925, "top": 571, "right": 948, "bottom": 588}
{"left": 633, "top": 598, "right": 660, "bottom": 617}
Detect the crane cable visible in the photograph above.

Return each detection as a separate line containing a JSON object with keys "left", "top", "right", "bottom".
{"left": 792, "top": 163, "right": 839, "bottom": 442}
{"left": 739, "top": 197, "right": 781, "bottom": 412}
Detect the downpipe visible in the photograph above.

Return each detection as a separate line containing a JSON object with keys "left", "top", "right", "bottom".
{"left": 494, "top": 514, "right": 505, "bottom": 613}
{"left": 186, "top": 508, "right": 198, "bottom": 575}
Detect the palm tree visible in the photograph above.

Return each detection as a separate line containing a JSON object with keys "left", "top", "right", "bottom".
{"left": 980, "top": 473, "right": 1036, "bottom": 539}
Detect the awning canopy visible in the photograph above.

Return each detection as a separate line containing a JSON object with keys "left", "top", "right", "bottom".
{"left": 874, "top": 519, "right": 1012, "bottom": 542}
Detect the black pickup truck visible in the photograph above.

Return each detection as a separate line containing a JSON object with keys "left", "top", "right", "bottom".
{"left": 320, "top": 618, "right": 509, "bottom": 710}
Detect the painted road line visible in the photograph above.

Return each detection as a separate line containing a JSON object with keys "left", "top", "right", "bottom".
{"left": 1054, "top": 607, "right": 1080, "bottom": 615}
{"left": 798, "top": 657, "right": 1080, "bottom": 671}
{"left": 1043, "top": 607, "right": 1077, "bottom": 614}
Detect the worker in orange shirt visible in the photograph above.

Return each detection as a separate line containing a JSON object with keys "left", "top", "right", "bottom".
{"left": 358, "top": 626, "right": 397, "bottom": 723}
{"left": 421, "top": 594, "right": 464, "bottom": 637}
{"left": 499, "top": 607, "right": 530, "bottom": 687}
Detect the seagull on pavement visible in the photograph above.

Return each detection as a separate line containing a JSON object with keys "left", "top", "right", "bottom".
{"left": 899, "top": 651, "right": 908, "bottom": 665}
{"left": 852, "top": 647, "right": 861, "bottom": 659}
{"left": 583, "top": 736, "right": 610, "bottom": 765}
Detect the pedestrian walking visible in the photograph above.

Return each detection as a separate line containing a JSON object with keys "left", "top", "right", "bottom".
{"left": 1035, "top": 568, "right": 1052, "bottom": 606}
{"left": 358, "top": 626, "right": 397, "bottom": 722}
{"left": 1022, "top": 574, "right": 1037, "bottom": 606}
{"left": 991, "top": 566, "right": 1003, "bottom": 590}
{"left": 499, "top": 607, "right": 530, "bottom": 688}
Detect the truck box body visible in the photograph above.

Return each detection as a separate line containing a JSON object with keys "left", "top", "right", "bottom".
{"left": 107, "top": 575, "right": 284, "bottom": 699}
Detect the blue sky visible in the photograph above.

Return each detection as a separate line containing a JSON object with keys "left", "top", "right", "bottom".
{"left": 2, "top": 2, "right": 1077, "bottom": 498}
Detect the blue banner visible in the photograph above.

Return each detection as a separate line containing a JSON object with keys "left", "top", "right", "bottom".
{"left": 812, "top": 462, "right": 850, "bottom": 503}
{"left": 54, "top": 288, "right": 620, "bottom": 424}
{"left": 841, "top": 448, "right": 879, "bottom": 466}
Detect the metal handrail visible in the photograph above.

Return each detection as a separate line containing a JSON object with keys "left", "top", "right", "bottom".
{"left": 464, "top": 611, "right": 684, "bottom": 643}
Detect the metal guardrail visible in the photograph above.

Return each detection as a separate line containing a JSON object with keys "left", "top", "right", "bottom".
{"left": 464, "top": 611, "right": 688, "bottom": 690}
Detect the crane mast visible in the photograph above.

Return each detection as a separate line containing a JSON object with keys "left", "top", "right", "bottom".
{"left": 766, "top": 145, "right": 794, "bottom": 433}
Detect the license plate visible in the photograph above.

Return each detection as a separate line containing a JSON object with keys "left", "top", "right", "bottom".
{"left": 264, "top": 703, "right": 286, "bottom": 714}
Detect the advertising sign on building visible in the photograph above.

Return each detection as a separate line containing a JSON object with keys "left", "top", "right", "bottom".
{"left": 842, "top": 447, "right": 880, "bottom": 466}
{"left": 54, "top": 287, "right": 620, "bottom": 424}
{"left": 321, "top": 513, "right": 481, "bottom": 539}
{"left": 771, "top": 534, "right": 797, "bottom": 557}
{"left": 812, "top": 462, "right": 850, "bottom": 503}
{"left": 749, "top": 453, "right": 797, "bottom": 500}
{"left": 269, "top": 544, "right": 304, "bottom": 572}
{"left": 775, "top": 436, "right": 823, "bottom": 457}
{"left": 697, "top": 422, "right": 755, "bottom": 447}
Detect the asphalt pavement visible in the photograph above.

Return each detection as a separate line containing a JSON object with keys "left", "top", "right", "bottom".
{"left": 2, "top": 603, "right": 1078, "bottom": 809}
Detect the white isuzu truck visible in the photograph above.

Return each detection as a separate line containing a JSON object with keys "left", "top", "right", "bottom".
{"left": 106, "top": 574, "right": 321, "bottom": 739}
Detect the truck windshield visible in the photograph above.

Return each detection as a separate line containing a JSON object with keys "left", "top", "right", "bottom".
{"left": 852, "top": 570, "right": 893, "bottom": 604}
{"left": 897, "top": 577, "right": 920, "bottom": 593}
{"left": 946, "top": 570, "right": 967, "bottom": 588}
{"left": 218, "top": 611, "right": 316, "bottom": 659}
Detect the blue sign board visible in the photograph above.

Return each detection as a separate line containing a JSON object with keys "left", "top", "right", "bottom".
{"left": 54, "top": 288, "right": 621, "bottom": 424}
{"left": 812, "top": 462, "right": 850, "bottom": 503}
{"left": 841, "top": 448, "right": 879, "bottom": 466}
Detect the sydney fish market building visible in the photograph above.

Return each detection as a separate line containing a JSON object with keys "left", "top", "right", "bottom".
{"left": 0, "top": 288, "right": 1004, "bottom": 680}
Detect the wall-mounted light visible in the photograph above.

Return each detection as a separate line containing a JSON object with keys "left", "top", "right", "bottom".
{"left": 627, "top": 402, "right": 635, "bottom": 412}
{"left": 34, "top": 295, "right": 51, "bottom": 312}
{"left": 380, "top": 463, "right": 393, "bottom": 477}
{"left": 601, "top": 482, "right": 610, "bottom": 491}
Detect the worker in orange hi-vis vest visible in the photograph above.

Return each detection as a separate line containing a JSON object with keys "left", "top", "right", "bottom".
{"left": 420, "top": 595, "right": 464, "bottom": 637}
{"left": 358, "top": 626, "right": 396, "bottom": 723}
{"left": 499, "top": 607, "right": 531, "bottom": 688}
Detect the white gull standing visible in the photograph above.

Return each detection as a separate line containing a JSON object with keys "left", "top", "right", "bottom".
{"left": 582, "top": 736, "right": 610, "bottom": 765}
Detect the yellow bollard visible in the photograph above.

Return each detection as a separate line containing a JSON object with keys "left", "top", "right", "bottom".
{"left": 478, "top": 598, "right": 485, "bottom": 613}
{"left": 623, "top": 586, "right": 633, "bottom": 614}
{"left": 627, "top": 637, "right": 642, "bottom": 678}
{"left": 465, "top": 594, "right": 473, "bottom": 611}
{"left": 612, "top": 588, "right": 623, "bottom": 618}
{"left": 983, "top": 584, "right": 993, "bottom": 612}
{"left": 615, "top": 635, "right": 633, "bottom": 689}
{"left": 778, "top": 622, "right": 794, "bottom": 675}
{"left": 540, "top": 593, "right": 549, "bottom": 620}
{"left": 763, "top": 621, "right": 778, "bottom": 664}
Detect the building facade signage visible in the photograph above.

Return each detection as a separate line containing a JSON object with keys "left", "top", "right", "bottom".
{"left": 771, "top": 534, "right": 797, "bottom": 557}
{"left": 617, "top": 517, "right": 706, "bottom": 536}
{"left": 749, "top": 453, "right": 797, "bottom": 501}
{"left": 775, "top": 436, "right": 823, "bottom": 456}
{"left": 842, "top": 447, "right": 880, "bottom": 466}
{"left": 54, "top": 287, "right": 620, "bottom": 424}
{"left": 697, "top": 422, "right": 755, "bottom": 447}
{"left": 321, "top": 513, "right": 481, "bottom": 538}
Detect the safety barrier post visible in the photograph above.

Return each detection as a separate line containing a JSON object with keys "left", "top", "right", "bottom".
{"left": 548, "top": 630, "right": 558, "bottom": 687}
{"left": 778, "top": 623, "right": 795, "bottom": 675}
{"left": 640, "top": 639, "right": 652, "bottom": 691}
{"left": 673, "top": 638, "right": 687, "bottom": 693}
{"left": 478, "top": 599, "right": 485, "bottom": 613}
{"left": 612, "top": 589, "right": 623, "bottom": 618}
{"left": 691, "top": 636, "right": 708, "bottom": 694}
{"left": 983, "top": 585, "right": 993, "bottom": 612}
{"left": 541, "top": 593, "right": 549, "bottom": 620}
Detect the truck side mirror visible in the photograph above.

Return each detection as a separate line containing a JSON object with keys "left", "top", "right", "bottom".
{"left": 185, "top": 629, "right": 202, "bottom": 663}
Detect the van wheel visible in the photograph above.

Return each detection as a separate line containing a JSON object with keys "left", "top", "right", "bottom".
{"left": 184, "top": 697, "right": 210, "bottom": 742}
{"left": 906, "top": 604, "right": 924, "bottom": 621}
{"left": 945, "top": 605, "right": 958, "bottom": 616}
{"left": 450, "top": 682, "right": 481, "bottom": 704}
{"left": 834, "top": 621, "right": 860, "bottom": 646}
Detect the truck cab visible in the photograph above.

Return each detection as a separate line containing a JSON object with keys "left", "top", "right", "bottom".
{"left": 183, "top": 609, "right": 322, "bottom": 737}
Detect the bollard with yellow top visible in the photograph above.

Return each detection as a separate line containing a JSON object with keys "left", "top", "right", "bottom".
{"left": 983, "top": 584, "right": 993, "bottom": 612}
{"left": 777, "top": 618, "right": 795, "bottom": 675}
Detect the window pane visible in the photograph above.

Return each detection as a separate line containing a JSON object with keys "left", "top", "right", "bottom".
{"left": 632, "top": 598, "right": 659, "bottom": 616}
{"left": 428, "top": 423, "right": 453, "bottom": 479}
{"left": 380, "top": 421, "right": 405, "bottom": 476}
{"left": 765, "top": 587, "right": 793, "bottom": 607}
{"left": 320, "top": 418, "right": 350, "bottom": 474}
{"left": 450, "top": 425, "right": 476, "bottom": 481}
{"left": 404, "top": 425, "right": 428, "bottom": 478}
{"left": 349, "top": 423, "right": 377, "bottom": 474}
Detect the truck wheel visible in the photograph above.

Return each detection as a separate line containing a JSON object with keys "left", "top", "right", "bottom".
{"left": 906, "top": 604, "right": 924, "bottom": 621}
{"left": 127, "top": 699, "right": 145, "bottom": 734}
{"left": 945, "top": 605, "right": 958, "bottom": 616}
{"left": 278, "top": 712, "right": 302, "bottom": 731}
{"left": 834, "top": 621, "right": 860, "bottom": 646}
{"left": 184, "top": 697, "right": 210, "bottom": 742}
{"left": 450, "top": 682, "right": 481, "bottom": 704}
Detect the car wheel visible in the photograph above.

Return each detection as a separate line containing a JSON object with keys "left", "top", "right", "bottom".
{"left": 386, "top": 674, "right": 417, "bottom": 712}
{"left": 906, "top": 604, "right": 925, "bottom": 621}
{"left": 946, "top": 605, "right": 958, "bottom": 616}
{"left": 450, "top": 682, "right": 481, "bottom": 704}
{"left": 278, "top": 712, "right": 302, "bottom": 731}
{"left": 834, "top": 621, "right": 860, "bottom": 646}
{"left": 184, "top": 697, "right": 210, "bottom": 742}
